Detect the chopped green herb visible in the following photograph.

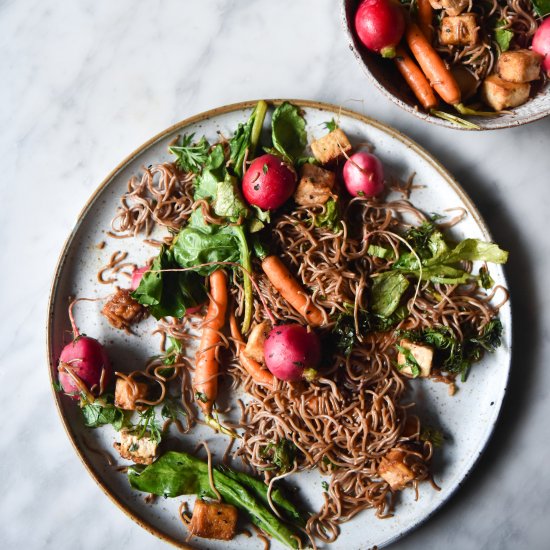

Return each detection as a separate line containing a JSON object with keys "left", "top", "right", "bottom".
{"left": 322, "top": 118, "right": 338, "bottom": 132}
{"left": 169, "top": 134, "right": 210, "bottom": 174}
{"left": 261, "top": 438, "right": 298, "bottom": 474}
{"left": 420, "top": 426, "right": 444, "bottom": 448}
{"left": 321, "top": 481, "right": 329, "bottom": 491}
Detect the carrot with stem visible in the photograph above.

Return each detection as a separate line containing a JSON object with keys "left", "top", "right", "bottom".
{"left": 261, "top": 255, "right": 325, "bottom": 327}
{"left": 417, "top": 0, "right": 433, "bottom": 43}
{"left": 394, "top": 46, "right": 438, "bottom": 110}
{"left": 229, "top": 313, "right": 275, "bottom": 387}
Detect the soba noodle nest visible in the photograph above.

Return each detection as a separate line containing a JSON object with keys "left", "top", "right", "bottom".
{"left": 106, "top": 160, "right": 507, "bottom": 543}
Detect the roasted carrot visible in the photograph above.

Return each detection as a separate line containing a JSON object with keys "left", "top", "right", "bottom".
{"left": 417, "top": 0, "right": 433, "bottom": 43}
{"left": 405, "top": 22, "right": 462, "bottom": 106}
{"left": 394, "top": 46, "right": 438, "bottom": 110}
{"left": 229, "top": 312, "right": 274, "bottom": 387}
{"left": 261, "top": 255, "right": 325, "bottom": 327}
{"left": 194, "top": 270, "right": 228, "bottom": 415}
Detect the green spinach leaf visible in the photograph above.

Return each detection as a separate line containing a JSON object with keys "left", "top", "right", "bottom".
{"left": 271, "top": 102, "right": 307, "bottom": 162}
{"left": 371, "top": 271, "right": 410, "bottom": 317}
{"left": 495, "top": 20, "right": 514, "bottom": 52}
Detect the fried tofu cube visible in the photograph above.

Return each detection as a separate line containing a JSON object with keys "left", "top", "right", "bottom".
{"left": 189, "top": 500, "right": 238, "bottom": 541}
{"left": 101, "top": 289, "right": 146, "bottom": 330}
{"left": 481, "top": 75, "right": 530, "bottom": 111}
{"left": 294, "top": 164, "right": 336, "bottom": 206}
{"left": 429, "top": 0, "right": 469, "bottom": 16}
{"left": 397, "top": 339, "right": 433, "bottom": 378}
{"left": 378, "top": 449, "right": 415, "bottom": 490}
{"left": 497, "top": 49, "right": 542, "bottom": 83}
{"left": 310, "top": 129, "right": 352, "bottom": 165}
{"left": 439, "top": 14, "right": 479, "bottom": 46}
{"left": 114, "top": 377, "right": 148, "bottom": 410}
{"left": 114, "top": 430, "right": 158, "bottom": 465}
{"left": 244, "top": 321, "right": 271, "bottom": 364}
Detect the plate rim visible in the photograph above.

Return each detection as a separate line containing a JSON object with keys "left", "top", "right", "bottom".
{"left": 46, "top": 98, "right": 512, "bottom": 548}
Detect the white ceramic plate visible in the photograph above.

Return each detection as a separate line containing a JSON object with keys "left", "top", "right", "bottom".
{"left": 47, "top": 100, "right": 511, "bottom": 549}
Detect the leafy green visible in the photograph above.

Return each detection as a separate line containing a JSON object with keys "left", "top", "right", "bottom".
{"left": 81, "top": 395, "right": 127, "bottom": 431}
{"left": 532, "top": 0, "right": 550, "bottom": 17}
{"left": 249, "top": 205, "right": 271, "bottom": 233}
{"left": 397, "top": 319, "right": 504, "bottom": 381}
{"left": 131, "top": 406, "right": 162, "bottom": 444}
{"left": 131, "top": 246, "right": 206, "bottom": 319}
{"left": 479, "top": 266, "right": 495, "bottom": 289}
{"left": 169, "top": 134, "right": 211, "bottom": 174}
{"left": 495, "top": 20, "right": 514, "bottom": 52}
{"left": 173, "top": 223, "right": 242, "bottom": 272}
{"left": 314, "top": 199, "right": 340, "bottom": 231}
{"left": 260, "top": 438, "right": 298, "bottom": 474}
{"left": 271, "top": 102, "right": 308, "bottom": 162}
{"left": 420, "top": 426, "right": 444, "bottom": 448}
{"left": 321, "top": 481, "right": 329, "bottom": 491}
{"left": 322, "top": 118, "right": 338, "bottom": 132}
{"left": 367, "top": 244, "right": 394, "bottom": 260}
{"left": 161, "top": 396, "right": 186, "bottom": 423}
{"left": 128, "top": 451, "right": 302, "bottom": 549}
{"left": 163, "top": 336, "right": 184, "bottom": 366}
{"left": 219, "top": 466, "right": 306, "bottom": 527}
{"left": 371, "top": 271, "right": 410, "bottom": 317}
{"left": 395, "top": 344, "right": 421, "bottom": 378}
{"left": 329, "top": 307, "right": 407, "bottom": 356}
{"left": 229, "top": 100, "right": 268, "bottom": 178}
{"left": 214, "top": 174, "right": 248, "bottom": 222}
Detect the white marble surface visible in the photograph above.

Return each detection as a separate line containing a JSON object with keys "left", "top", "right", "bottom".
{"left": 2, "top": 0, "right": 549, "bottom": 548}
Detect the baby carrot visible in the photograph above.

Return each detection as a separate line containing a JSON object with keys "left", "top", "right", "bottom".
{"left": 194, "top": 270, "right": 228, "bottom": 415}
{"left": 229, "top": 313, "right": 274, "bottom": 387}
{"left": 261, "top": 255, "right": 325, "bottom": 327}
{"left": 405, "top": 22, "right": 462, "bottom": 106}
{"left": 394, "top": 46, "right": 438, "bottom": 110}
{"left": 417, "top": 0, "right": 433, "bottom": 42}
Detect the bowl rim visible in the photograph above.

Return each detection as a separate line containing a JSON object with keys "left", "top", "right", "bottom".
{"left": 340, "top": 0, "right": 550, "bottom": 131}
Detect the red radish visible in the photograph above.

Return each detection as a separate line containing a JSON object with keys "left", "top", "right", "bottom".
{"left": 532, "top": 17, "right": 550, "bottom": 75}
{"left": 264, "top": 324, "right": 321, "bottom": 382}
{"left": 343, "top": 151, "right": 385, "bottom": 197}
{"left": 57, "top": 299, "right": 112, "bottom": 399}
{"left": 242, "top": 154, "right": 297, "bottom": 211}
{"left": 58, "top": 337, "right": 112, "bottom": 399}
{"left": 130, "top": 266, "right": 149, "bottom": 291}
{"left": 354, "top": 0, "right": 405, "bottom": 59}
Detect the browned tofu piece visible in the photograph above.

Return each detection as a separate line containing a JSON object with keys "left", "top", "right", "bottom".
{"left": 114, "top": 377, "right": 148, "bottom": 410}
{"left": 244, "top": 320, "right": 271, "bottom": 364}
{"left": 101, "top": 289, "right": 146, "bottom": 330}
{"left": 294, "top": 164, "right": 336, "bottom": 206}
{"left": 497, "top": 49, "right": 542, "bottom": 83}
{"left": 113, "top": 430, "right": 158, "bottom": 465}
{"left": 189, "top": 500, "right": 238, "bottom": 541}
{"left": 481, "top": 75, "right": 530, "bottom": 111}
{"left": 429, "top": 0, "right": 469, "bottom": 16}
{"left": 439, "top": 14, "right": 479, "bottom": 46}
{"left": 397, "top": 339, "right": 433, "bottom": 378}
{"left": 310, "top": 128, "right": 351, "bottom": 165}
{"left": 378, "top": 449, "right": 415, "bottom": 490}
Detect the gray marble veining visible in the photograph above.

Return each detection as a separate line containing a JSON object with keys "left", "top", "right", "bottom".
{"left": 1, "top": 0, "right": 549, "bottom": 548}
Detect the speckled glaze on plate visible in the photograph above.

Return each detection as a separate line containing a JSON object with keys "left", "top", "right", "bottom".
{"left": 47, "top": 100, "right": 511, "bottom": 549}
{"left": 341, "top": 0, "right": 550, "bottom": 131}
